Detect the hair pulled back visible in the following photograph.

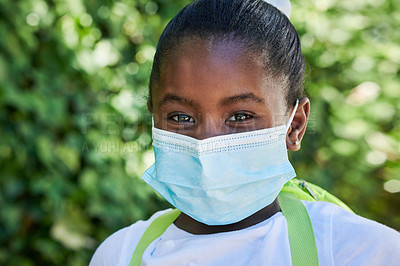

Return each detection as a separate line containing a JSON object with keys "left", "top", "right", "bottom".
{"left": 149, "top": 0, "right": 305, "bottom": 110}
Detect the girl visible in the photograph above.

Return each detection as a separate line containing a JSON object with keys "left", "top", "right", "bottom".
{"left": 90, "top": 0, "right": 400, "bottom": 265}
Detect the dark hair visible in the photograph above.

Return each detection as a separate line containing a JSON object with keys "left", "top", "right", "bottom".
{"left": 149, "top": 0, "right": 305, "bottom": 110}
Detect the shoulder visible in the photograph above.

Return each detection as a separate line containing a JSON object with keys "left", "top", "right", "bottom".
{"left": 303, "top": 201, "right": 400, "bottom": 265}
{"left": 89, "top": 209, "right": 172, "bottom": 266}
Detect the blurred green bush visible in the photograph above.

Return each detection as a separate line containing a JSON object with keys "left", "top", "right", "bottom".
{"left": 0, "top": 0, "right": 398, "bottom": 265}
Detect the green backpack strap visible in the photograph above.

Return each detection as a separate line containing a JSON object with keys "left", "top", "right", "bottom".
{"left": 129, "top": 209, "right": 181, "bottom": 266}
{"left": 129, "top": 191, "right": 319, "bottom": 266}
{"left": 278, "top": 192, "right": 319, "bottom": 266}
{"left": 282, "top": 179, "right": 353, "bottom": 213}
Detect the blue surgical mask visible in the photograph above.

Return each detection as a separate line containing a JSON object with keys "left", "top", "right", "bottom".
{"left": 141, "top": 100, "right": 299, "bottom": 225}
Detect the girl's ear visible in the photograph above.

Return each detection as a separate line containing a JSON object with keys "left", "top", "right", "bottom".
{"left": 147, "top": 99, "right": 153, "bottom": 113}
{"left": 286, "top": 97, "right": 310, "bottom": 151}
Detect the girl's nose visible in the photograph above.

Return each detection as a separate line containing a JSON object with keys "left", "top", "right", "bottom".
{"left": 193, "top": 115, "right": 226, "bottom": 140}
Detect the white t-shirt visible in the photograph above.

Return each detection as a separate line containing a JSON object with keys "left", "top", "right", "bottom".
{"left": 90, "top": 201, "right": 400, "bottom": 266}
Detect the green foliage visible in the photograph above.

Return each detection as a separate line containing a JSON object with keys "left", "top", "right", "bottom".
{"left": 0, "top": 0, "right": 398, "bottom": 264}
{"left": 290, "top": 0, "right": 400, "bottom": 229}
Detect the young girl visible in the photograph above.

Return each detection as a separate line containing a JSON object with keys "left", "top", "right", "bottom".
{"left": 90, "top": 0, "right": 400, "bottom": 265}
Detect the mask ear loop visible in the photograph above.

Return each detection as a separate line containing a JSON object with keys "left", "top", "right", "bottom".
{"left": 286, "top": 99, "right": 299, "bottom": 130}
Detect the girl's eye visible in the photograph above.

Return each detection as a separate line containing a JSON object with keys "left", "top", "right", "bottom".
{"left": 170, "top": 114, "right": 195, "bottom": 123}
{"left": 227, "top": 112, "right": 253, "bottom": 122}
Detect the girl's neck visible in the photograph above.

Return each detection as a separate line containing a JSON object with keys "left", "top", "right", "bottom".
{"left": 173, "top": 198, "right": 280, "bottom": 235}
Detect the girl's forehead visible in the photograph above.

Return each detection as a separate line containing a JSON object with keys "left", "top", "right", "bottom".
{"left": 154, "top": 39, "right": 286, "bottom": 113}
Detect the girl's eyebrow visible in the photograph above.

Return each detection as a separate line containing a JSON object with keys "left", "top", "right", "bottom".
{"left": 219, "top": 93, "right": 265, "bottom": 106}
{"left": 158, "top": 92, "right": 264, "bottom": 108}
{"left": 158, "top": 93, "right": 200, "bottom": 109}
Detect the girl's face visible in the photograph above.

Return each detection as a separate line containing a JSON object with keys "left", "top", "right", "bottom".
{"left": 149, "top": 39, "right": 303, "bottom": 145}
